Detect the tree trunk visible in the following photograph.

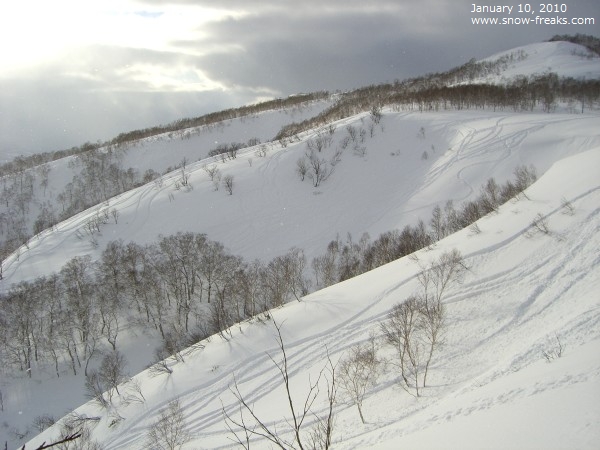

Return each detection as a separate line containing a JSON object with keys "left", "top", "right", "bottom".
{"left": 357, "top": 404, "right": 366, "bottom": 424}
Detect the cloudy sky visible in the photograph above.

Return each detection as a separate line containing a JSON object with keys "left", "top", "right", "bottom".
{"left": 0, "top": 0, "right": 597, "bottom": 158}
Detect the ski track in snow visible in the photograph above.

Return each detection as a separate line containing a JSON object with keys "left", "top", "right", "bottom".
{"left": 15, "top": 135, "right": 600, "bottom": 449}
{"left": 100, "top": 173, "right": 600, "bottom": 449}
{"left": 10, "top": 102, "right": 600, "bottom": 448}
{"left": 331, "top": 191, "right": 600, "bottom": 449}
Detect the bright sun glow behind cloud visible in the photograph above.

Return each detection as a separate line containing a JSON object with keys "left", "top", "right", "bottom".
{"left": 0, "top": 1, "right": 241, "bottom": 76}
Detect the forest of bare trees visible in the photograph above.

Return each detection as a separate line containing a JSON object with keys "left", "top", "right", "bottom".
{"left": 0, "top": 163, "right": 537, "bottom": 391}
{"left": 0, "top": 233, "right": 310, "bottom": 382}
{"left": 311, "top": 164, "right": 536, "bottom": 290}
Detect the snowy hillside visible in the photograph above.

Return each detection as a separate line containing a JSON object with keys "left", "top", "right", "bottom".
{"left": 25, "top": 146, "right": 600, "bottom": 449}
{"left": 475, "top": 41, "right": 600, "bottom": 83}
{"left": 3, "top": 111, "right": 599, "bottom": 286}
{"left": 0, "top": 96, "right": 333, "bottom": 268}
{"left": 1, "top": 39, "right": 600, "bottom": 449}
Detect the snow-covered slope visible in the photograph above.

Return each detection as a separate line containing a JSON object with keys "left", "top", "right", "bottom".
{"left": 2, "top": 39, "right": 599, "bottom": 286}
{"left": 476, "top": 41, "right": 600, "bottom": 83}
{"left": 3, "top": 39, "right": 600, "bottom": 449}
{"left": 2, "top": 110, "right": 599, "bottom": 286}
{"left": 0, "top": 97, "right": 334, "bottom": 261}
{"left": 25, "top": 146, "right": 600, "bottom": 449}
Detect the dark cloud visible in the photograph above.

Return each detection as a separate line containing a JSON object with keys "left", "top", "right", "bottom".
{"left": 186, "top": 0, "right": 598, "bottom": 94}
{"left": 191, "top": 6, "right": 453, "bottom": 94}
{"left": 1, "top": 0, "right": 597, "bottom": 156}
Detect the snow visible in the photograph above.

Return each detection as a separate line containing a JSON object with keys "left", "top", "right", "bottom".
{"left": 2, "top": 40, "right": 600, "bottom": 449}
{"left": 2, "top": 111, "right": 599, "bottom": 287}
{"left": 21, "top": 145, "right": 600, "bottom": 450}
{"left": 476, "top": 41, "right": 600, "bottom": 82}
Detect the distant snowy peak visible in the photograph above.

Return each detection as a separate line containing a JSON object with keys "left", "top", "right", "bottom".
{"left": 475, "top": 41, "right": 600, "bottom": 83}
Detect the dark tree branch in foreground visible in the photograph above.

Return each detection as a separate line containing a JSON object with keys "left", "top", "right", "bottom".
{"left": 20, "top": 432, "right": 82, "bottom": 450}
{"left": 223, "top": 320, "right": 336, "bottom": 449}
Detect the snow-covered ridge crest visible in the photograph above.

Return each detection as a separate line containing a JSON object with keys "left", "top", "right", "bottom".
{"left": 473, "top": 40, "right": 600, "bottom": 83}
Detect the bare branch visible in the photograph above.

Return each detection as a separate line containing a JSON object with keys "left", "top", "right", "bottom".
{"left": 223, "top": 320, "right": 336, "bottom": 449}
{"left": 20, "top": 432, "right": 82, "bottom": 450}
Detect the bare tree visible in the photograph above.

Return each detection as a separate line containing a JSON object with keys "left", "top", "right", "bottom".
{"left": 513, "top": 164, "right": 537, "bottom": 198}
{"left": 306, "top": 151, "right": 333, "bottom": 188}
{"left": 37, "top": 163, "right": 51, "bottom": 197}
{"left": 110, "top": 208, "right": 119, "bottom": 224}
{"left": 262, "top": 248, "right": 309, "bottom": 307}
{"left": 156, "top": 232, "right": 206, "bottom": 331}
{"left": 417, "top": 249, "right": 466, "bottom": 387}
{"left": 429, "top": 205, "right": 447, "bottom": 241}
{"left": 560, "top": 197, "right": 575, "bottom": 216}
{"left": 346, "top": 125, "right": 358, "bottom": 143}
{"left": 85, "top": 371, "right": 110, "bottom": 409}
{"left": 337, "top": 337, "right": 381, "bottom": 423}
{"left": 175, "top": 164, "right": 191, "bottom": 190}
{"left": 99, "top": 350, "right": 128, "bottom": 399}
{"left": 212, "top": 172, "right": 222, "bottom": 191}
{"left": 479, "top": 177, "right": 501, "bottom": 214}
{"left": 32, "top": 414, "right": 56, "bottom": 433}
{"left": 469, "top": 222, "right": 482, "bottom": 235}
{"left": 359, "top": 128, "right": 366, "bottom": 143}
{"left": 353, "top": 144, "right": 367, "bottom": 157}
{"left": 370, "top": 105, "right": 382, "bottom": 124}
{"left": 147, "top": 399, "right": 191, "bottom": 450}
{"left": 380, "top": 296, "right": 424, "bottom": 396}
{"left": 311, "top": 240, "right": 340, "bottom": 289}
{"left": 237, "top": 259, "right": 267, "bottom": 317}
{"left": 227, "top": 143, "right": 242, "bottom": 160}
{"left": 223, "top": 321, "right": 336, "bottom": 449}
{"left": 339, "top": 136, "right": 351, "bottom": 150}
{"left": 419, "top": 249, "right": 467, "bottom": 306}
{"left": 306, "top": 133, "right": 331, "bottom": 153}
{"left": 527, "top": 213, "right": 550, "bottom": 236}
{"left": 382, "top": 249, "right": 466, "bottom": 395}
{"left": 148, "top": 348, "right": 175, "bottom": 377}
{"left": 223, "top": 175, "right": 234, "bottom": 195}
{"left": 84, "top": 350, "right": 128, "bottom": 407}
{"left": 296, "top": 157, "right": 308, "bottom": 181}
{"left": 60, "top": 255, "right": 97, "bottom": 369}
{"left": 281, "top": 248, "right": 310, "bottom": 301}
{"left": 203, "top": 164, "right": 220, "bottom": 181}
